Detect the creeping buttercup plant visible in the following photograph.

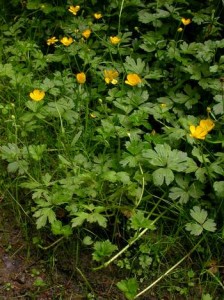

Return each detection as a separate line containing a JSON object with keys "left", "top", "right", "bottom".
{"left": 1, "top": 0, "right": 224, "bottom": 298}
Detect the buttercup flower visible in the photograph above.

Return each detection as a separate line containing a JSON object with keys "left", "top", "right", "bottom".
{"left": 125, "top": 74, "right": 142, "bottom": 86}
{"left": 104, "top": 70, "right": 119, "bottom": 84}
{"left": 181, "top": 18, "right": 191, "bottom": 26}
{"left": 29, "top": 89, "right": 45, "bottom": 102}
{"left": 94, "top": 13, "right": 102, "bottom": 19}
{"left": 76, "top": 72, "right": 86, "bottom": 84}
{"left": 68, "top": 5, "right": 80, "bottom": 15}
{"left": 189, "top": 119, "right": 214, "bottom": 140}
{"left": 60, "top": 37, "right": 73, "bottom": 46}
{"left": 82, "top": 29, "right": 91, "bottom": 39}
{"left": 189, "top": 125, "right": 207, "bottom": 140}
{"left": 110, "top": 36, "right": 121, "bottom": 45}
{"left": 46, "top": 36, "right": 58, "bottom": 45}
{"left": 199, "top": 119, "right": 215, "bottom": 132}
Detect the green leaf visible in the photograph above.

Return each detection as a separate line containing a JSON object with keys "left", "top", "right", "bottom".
{"left": 124, "top": 56, "right": 145, "bottom": 73}
{"left": 153, "top": 167, "right": 174, "bottom": 186}
{"left": 202, "top": 219, "right": 216, "bottom": 232}
{"left": 35, "top": 214, "right": 48, "bottom": 230}
{"left": 190, "top": 206, "right": 207, "bottom": 224}
{"left": 130, "top": 211, "right": 156, "bottom": 230}
{"left": 213, "top": 181, "right": 224, "bottom": 198}
{"left": 92, "top": 240, "right": 118, "bottom": 262}
{"left": 87, "top": 212, "right": 107, "bottom": 228}
{"left": 102, "top": 171, "right": 117, "bottom": 182}
{"left": 83, "top": 236, "right": 93, "bottom": 245}
{"left": 117, "top": 278, "right": 138, "bottom": 300}
{"left": 169, "top": 187, "right": 189, "bottom": 204}
{"left": 28, "top": 144, "right": 46, "bottom": 161}
{"left": 117, "top": 172, "right": 130, "bottom": 184}
{"left": 143, "top": 144, "right": 189, "bottom": 173}
{"left": 143, "top": 144, "right": 170, "bottom": 167}
{"left": 51, "top": 220, "right": 72, "bottom": 237}
{"left": 185, "top": 222, "right": 203, "bottom": 236}
{"left": 202, "top": 293, "right": 213, "bottom": 300}
{"left": 0, "top": 143, "right": 20, "bottom": 161}
{"left": 213, "top": 95, "right": 224, "bottom": 115}
{"left": 71, "top": 212, "right": 89, "bottom": 227}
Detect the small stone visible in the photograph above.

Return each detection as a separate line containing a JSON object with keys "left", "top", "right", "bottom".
{"left": 15, "top": 273, "right": 26, "bottom": 284}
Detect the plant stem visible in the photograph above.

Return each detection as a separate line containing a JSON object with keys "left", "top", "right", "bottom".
{"left": 118, "top": 0, "right": 125, "bottom": 34}
{"left": 134, "top": 236, "right": 204, "bottom": 299}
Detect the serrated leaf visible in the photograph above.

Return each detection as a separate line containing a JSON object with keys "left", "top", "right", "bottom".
{"left": 117, "top": 172, "right": 130, "bottom": 184}
{"left": 71, "top": 212, "right": 89, "bottom": 227}
{"left": 92, "top": 240, "right": 118, "bottom": 262}
{"left": 169, "top": 187, "right": 189, "bottom": 204}
{"left": 190, "top": 206, "right": 207, "bottom": 224}
{"left": 185, "top": 222, "right": 203, "bottom": 236}
{"left": 87, "top": 212, "right": 107, "bottom": 228}
{"left": 130, "top": 211, "right": 156, "bottom": 230}
{"left": 124, "top": 56, "right": 145, "bottom": 73}
{"left": 213, "top": 181, "right": 224, "bottom": 198}
{"left": 202, "top": 293, "right": 213, "bottom": 300}
{"left": 36, "top": 214, "right": 48, "bottom": 229}
{"left": 153, "top": 168, "right": 174, "bottom": 186}
{"left": 102, "top": 171, "right": 117, "bottom": 182}
{"left": 203, "top": 219, "right": 216, "bottom": 232}
{"left": 188, "top": 182, "right": 204, "bottom": 199}
{"left": 143, "top": 144, "right": 170, "bottom": 167}
{"left": 117, "top": 278, "right": 138, "bottom": 300}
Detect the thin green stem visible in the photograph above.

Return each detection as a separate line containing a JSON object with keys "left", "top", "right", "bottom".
{"left": 118, "top": 0, "right": 125, "bottom": 34}
{"left": 134, "top": 236, "right": 204, "bottom": 299}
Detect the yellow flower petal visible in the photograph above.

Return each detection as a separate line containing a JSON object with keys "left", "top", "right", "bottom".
{"left": 189, "top": 125, "right": 207, "bottom": 140}
{"left": 104, "top": 70, "right": 119, "bottom": 84}
{"left": 110, "top": 36, "right": 121, "bottom": 45}
{"left": 46, "top": 36, "right": 58, "bottom": 45}
{"left": 199, "top": 119, "right": 215, "bottom": 132}
{"left": 60, "top": 37, "right": 73, "bottom": 46}
{"left": 68, "top": 5, "right": 80, "bottom": 15}
{"left": 125, "top": 74, "right": 142, "bottom": 86}
{"left": 181, "top": 18, "right": 191, "bottom": 26}
{"left": 82, "top": 29, "right": 91, "bottom": 39}
{"left": 94, "top": 13, "right": 102, "bottom": 19}
{"left": 29, "top": 89, "right": 45, "bottom": 101}
{"left": 76, "top": 72, "right": 86, "bottom": 84}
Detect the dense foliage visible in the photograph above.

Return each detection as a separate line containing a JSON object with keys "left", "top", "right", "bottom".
{"left": 1, "top": 0, "right": 224, "bottom": 298}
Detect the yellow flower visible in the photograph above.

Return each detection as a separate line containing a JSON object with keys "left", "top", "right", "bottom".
{"left": 68, "top": 5, "right": 80, "bottom": 15}
{"left": 125, "top": 74, "right": 142, "bottom": 86}
{"left": 76, "top": 72, "right": 86, "bottom": 84}
{"left": 199, "top": 119, "right": 215, "bottom": 132}
{"left": 46, "top": 36, "right": 58, "bottom": 45}
{"left": 181, "top": 18, "right": 191, "bottom": 26}
{"left": 90, "top": 113, "right": 97, "bottom": 118}
{"left": 60, "top": 37, "right": 73, "bottom": 46}
{"left": 29, "top": 89, "right": 45, "bottom": 102}
{"left": 177, "top": 27, "right": 183, "bottom": 32}
{"left": 189, "top": 125, "right": 208, "bottom": 140}
{"left": 110, "top": 36, "right": 121, "bottom": 45}
{"left": 104, "top": 70, "right": 119, "bottom": 84}
{"left": 94, "top": 13, "right": 102, "bottom": 19}
{"left": 82, "top": 29, "right": 91, "bottom": 39}
{"left": 160, "top": 103, "right": 167, "bottom": 108}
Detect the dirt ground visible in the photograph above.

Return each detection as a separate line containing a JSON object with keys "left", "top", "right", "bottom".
{"left": 0, "top": 199, "right": 129, "bottom": 300}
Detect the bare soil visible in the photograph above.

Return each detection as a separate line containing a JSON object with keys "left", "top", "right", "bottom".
{"left": 0, "top": 200, "right": 127, "bottom": 300}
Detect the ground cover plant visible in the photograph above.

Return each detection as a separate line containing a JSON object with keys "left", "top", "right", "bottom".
{"left": 1, "top": 0, "right": 224, "bottom": 298}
